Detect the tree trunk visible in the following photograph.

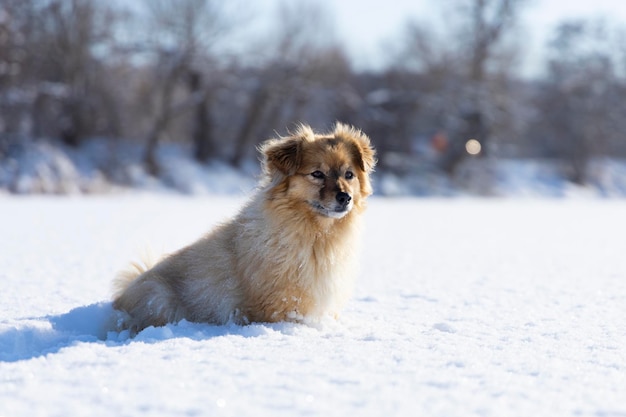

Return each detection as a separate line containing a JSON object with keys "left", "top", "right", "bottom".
{"left": 231, "top": 86, "right": 271, "bottom": 167}
{"left": 188, "top": 71, "right": 214, "bottom": 163}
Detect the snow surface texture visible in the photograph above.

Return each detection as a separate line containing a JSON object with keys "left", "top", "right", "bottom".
{"left": 1, "top": 196, "right": 625, "bottom": 417}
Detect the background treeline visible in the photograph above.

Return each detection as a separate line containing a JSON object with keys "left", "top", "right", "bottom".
{"left": 1, "top": 0, "right": 626, "bottom": 194}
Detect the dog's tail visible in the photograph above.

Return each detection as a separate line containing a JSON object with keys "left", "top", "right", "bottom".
{"left": 112, "top": 250, "right": 161, "bottom": 298}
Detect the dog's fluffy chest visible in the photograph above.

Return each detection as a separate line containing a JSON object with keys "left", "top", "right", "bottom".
{"left": 232, "top": 199, "right": 359, "bottom": 323}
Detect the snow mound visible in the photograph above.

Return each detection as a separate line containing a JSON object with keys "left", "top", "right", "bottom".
{"left": 0, "top": 302, "right": 329, "bottom": 362}
{"left": 0, "top": 137, "right": 257, "bottom": 195}
{"left": 3, "top": 137, "right": 626, "bottom": 197}
{"left": 0, "top": 303, "right": 114, "bottom": 362}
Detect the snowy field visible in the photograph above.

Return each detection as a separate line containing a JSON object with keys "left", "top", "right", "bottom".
{"left": 1, "top": 195, "right": 625, "bottom": 417}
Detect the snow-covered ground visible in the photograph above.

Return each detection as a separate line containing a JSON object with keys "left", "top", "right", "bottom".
{"left": 1, "top": 195, "right": 625, "bottom": 417}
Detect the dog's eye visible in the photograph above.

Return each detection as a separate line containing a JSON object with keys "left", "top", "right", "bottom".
{"left": 311, "top": 171, "right": 325, "bottom": 179}
{"left": 345, "top": 171, "right": 354, "bottom": 180}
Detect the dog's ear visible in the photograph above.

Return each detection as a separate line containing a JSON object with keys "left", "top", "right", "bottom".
{"left": 353, "top": 135, "right": 377, "bottom": 174}
{"left": 334, "top": 123, "right": 377, "bottom": 174}
{"left": 261, "top": 136, "right": 303, "bottom": 176}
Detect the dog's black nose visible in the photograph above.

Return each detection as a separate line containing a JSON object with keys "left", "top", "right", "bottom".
{"left": 336, "top": 192, "right": 352, "bottom": 207}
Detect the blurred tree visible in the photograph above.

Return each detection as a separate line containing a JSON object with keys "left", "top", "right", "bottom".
{"left": 230, "top": 1, "right": 351, "bottom": 167}
{"left": 530, "top": 19, "right": 626, "bottom": 184}
{"left": 4, "top": 0, "right": 626, "bottom": 195}
{"left": 0, "top": 0, "right": 121, "bottom": 146}
{"left": 140, "top": 0, "right": 231, "bottom": 175}
{"left": 0, "top": 0, "right": 32, "bottom": 146}
{"left": 388, "top": 0, "right": 527, "bottom": 176}
{"left": 449, "top": 0, "right": 527, "bottom": 169}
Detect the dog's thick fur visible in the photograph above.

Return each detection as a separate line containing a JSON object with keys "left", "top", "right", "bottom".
{"left": 112, "top": 123, "right": 376, "bottom": 333}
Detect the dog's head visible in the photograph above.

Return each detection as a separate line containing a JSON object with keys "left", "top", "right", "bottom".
{"left": 260, "top": 123, "right": 376, "bottom": 219}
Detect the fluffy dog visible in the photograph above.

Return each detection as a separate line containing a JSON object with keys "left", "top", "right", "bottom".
{"left": 113, "top": 123, "right": 376, "bottom": 333}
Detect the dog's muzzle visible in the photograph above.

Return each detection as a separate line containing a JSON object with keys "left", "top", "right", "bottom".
{"left": 310, "top": 193, "right": 353, "bottom": 219}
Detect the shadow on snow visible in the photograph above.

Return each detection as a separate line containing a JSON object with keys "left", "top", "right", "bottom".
{"left": 0, "top": 302, "right": 304, "bottom": 362}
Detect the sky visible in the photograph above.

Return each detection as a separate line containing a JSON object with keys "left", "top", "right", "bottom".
{"left": 250, "top": 0, "right": 626, "bottom": 78}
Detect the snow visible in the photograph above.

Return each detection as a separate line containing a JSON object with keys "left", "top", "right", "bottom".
{"left": 1, "top": 195, "right": 625, "bottom": 417}
{"left": 4, "top": 136, "right": 626, "bottom": 198}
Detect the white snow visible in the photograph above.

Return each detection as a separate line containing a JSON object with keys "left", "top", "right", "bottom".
{"left": 4, "top": 136, "right": 626, "bottom": 198}
{"left": 1, "top": 195, "right": 625, "bottom": 417}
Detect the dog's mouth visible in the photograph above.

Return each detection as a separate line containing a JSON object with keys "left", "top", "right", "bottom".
{"left": 309, "top": 201, "right": 351, "bottom": 219}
